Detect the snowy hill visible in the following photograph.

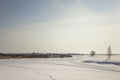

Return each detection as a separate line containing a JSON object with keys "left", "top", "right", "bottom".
{"left": 0, "top": 55, "right": 120, "bottom": 80}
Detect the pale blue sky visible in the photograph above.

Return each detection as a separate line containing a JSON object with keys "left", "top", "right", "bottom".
{"left": 0, "top": 0, "right": 120, "bottom": 53}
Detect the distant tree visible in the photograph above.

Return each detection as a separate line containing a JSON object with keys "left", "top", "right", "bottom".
{"left": 90, "top": 50, "right": 95, "bottom": 56}
{"left": 106, "top": 46, "right": 112, "bottom": 61}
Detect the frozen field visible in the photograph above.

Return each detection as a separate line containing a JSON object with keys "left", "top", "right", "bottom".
{"left": 0, "top": 55, "right": 120, "bottom": 80}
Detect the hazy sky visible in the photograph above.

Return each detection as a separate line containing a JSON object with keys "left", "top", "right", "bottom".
{"left": 0, "top": 0, "right": 120, "bottom": 53}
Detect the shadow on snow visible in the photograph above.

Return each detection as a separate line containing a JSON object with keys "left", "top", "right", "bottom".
{"left": 83, "top": 60, "right": 120, "bottom": 66}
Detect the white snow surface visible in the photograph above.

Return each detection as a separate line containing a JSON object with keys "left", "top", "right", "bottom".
{"left": 0, "top": 55, "right": 120, "bottom": 80}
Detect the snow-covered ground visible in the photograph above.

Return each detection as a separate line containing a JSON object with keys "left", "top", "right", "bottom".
{"left": 0, "top": 55, "right": 120, "bottom": 80}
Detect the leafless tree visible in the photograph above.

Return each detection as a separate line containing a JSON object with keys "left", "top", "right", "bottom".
{"left": 106, "top": 46, "right": 112, "bottom": 61}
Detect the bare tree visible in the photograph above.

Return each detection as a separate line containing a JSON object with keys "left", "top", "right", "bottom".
{"left": 106, "top": 46, "right": 112, "bottom": 61}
